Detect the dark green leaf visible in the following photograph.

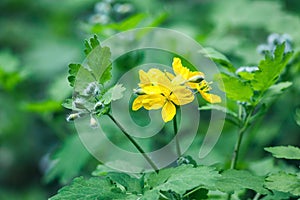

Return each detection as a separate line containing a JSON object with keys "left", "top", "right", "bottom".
{"left": 107, "top": 173, "right": 143, "bottom": 194}
{"left": 67, "top": 63, "right": 81, "bottom": 87}
{"left": 147, "top": 165, "right": 220, "bottom": 195}
{"left": 45, "top": 135, "right": 90, "bottom": 184}
{"left": 216, "top": 169, "right": 269, "bottom": 195}
{"left": 84, "top": 35, "right": 100, "bottom": 55}
{"left": 265, "top": 146, "right": 300, "bottom": 160}
{"left": 49, "top": 177, "right": 132, "bottom": 200}
{"left": 265, "top": 172, "right": 300, "bottom": 196}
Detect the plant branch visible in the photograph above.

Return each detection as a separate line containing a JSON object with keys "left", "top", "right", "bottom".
{"left": 173, "top": 114, "right": 181, "bottom": 157}
{"left": 107, "top": 113, "right": 159, "bottom": 173}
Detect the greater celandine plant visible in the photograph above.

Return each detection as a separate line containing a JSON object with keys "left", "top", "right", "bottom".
{"left": 49, "top": 35, "right": 300, "bottom": 200}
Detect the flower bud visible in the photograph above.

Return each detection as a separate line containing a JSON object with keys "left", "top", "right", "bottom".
{"left": 94, "top": 101, "right": 104, "bottom": 110}
{"left": 90, "top": 115, "right": 99, "bottom": 129}
{"left": 188, "top": 75, "right": 205, "bottom": 83}
{"left": 66, "top": 113, "right": 81, "bottom": 122}
{"left": 133, "top": 88, "right": 145, "bottom": 95}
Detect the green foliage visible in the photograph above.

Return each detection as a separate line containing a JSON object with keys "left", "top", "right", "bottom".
{"left": 265, "top": 145, "right": 300, "bottom": 160}
{"left": 49, "top": 176, "right": 135, "bottom": 200}
{"left": 265, "top": 172, "right": 300, "bottom": 196}
{"left": 216, "top": 170, "right": 269, "bottom": 195}
{"left": 102, "top": 84, "right": 126, "bottom": 104}
{"left": 200, "top": 47, "right": 235, "bottom": 72}
{"left": 67, "top": 64, "right": 81, "bottom": 87}
{"left": 45, "top": 135, "right": 90, "bottom": 184}
{"left": 251, "top": 43, "right": 293, "bottom": 92}
{"left": 217, "top": 73, "right": 253, "bottom": 102}
{"left": 147, "top": 165, "right": 220, "bottom": 195}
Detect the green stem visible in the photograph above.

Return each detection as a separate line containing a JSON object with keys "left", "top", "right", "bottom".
{"left": 107, "top": 113, "right": 159, "bottom": 173}
{"left": 227, "top": 105, "right": 254, "bottom": 200}
{"left": 253, "top": 193, "right": 261, "bottom": 200}
{"left": 173, "top": 114, "right": 181, "bottom": 157}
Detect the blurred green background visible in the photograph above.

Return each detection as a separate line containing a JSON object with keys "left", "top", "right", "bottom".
{"left": 1, "top": 0, "right": 300, "bottom": 199}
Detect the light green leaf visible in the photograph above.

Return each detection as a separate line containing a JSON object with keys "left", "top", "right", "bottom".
{"left": 265, "top": 172, "right": 300, "bottom": 196}
{"left": 21, "top": 100, "right": 62, "bottom": 113}
{"left": 217, "top": 73, "right": 253, "bottom": 102}
{"left": 45, "top": 135, "right": 90, "bottom": 184}
{"left": 260, "top": 82, "right": 292, "bottom": 104}
{"left": 86, "top": 45, "right": 111, "bottom": 84}
{"left": 199, "top": 47, "right": 235, "bottom": 72}
{"left": 102, "top": 84, "right": 126, "bottom": 104}
{"left": 265, "top": 146, "right": 300, "bottom": 160}
{"left": 216, "top": 169, "right": 269, "bottom": 195}
{"left": 49, "top": 177, "right": 132, "bottom": 200}
{"left": 237, "top": 71, "right": 255, "bottom": 81}
{"left": 251, "top": 43, "right": 293, "bottom": 92}
{"left": 147, "top": 165, "right": 220, "bottom": 195}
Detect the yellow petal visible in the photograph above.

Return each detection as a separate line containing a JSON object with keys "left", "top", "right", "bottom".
{"left": 200, "top": 92, "right": 221, "bottom": 103}
{"left": 169, "top": 86, "right": 194, "bottom": 105}
{"left": 142, "top": 94, "right": 165, "bottom": 110}
{"left": 172, "top": 57, "right": 190, "bottom": 80}
{"left": 132, "top": 96, "right": 144, "bottom": 111}
{"left": 139, "top": 70, "right": 150, "bottom": 85}
{"left": 161, "top": 101, "right": 176, "bottom": 122}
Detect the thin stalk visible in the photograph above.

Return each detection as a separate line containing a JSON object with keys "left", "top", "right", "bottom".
{"left": 227, "top": 106, "right": 254, "bottom": 200}
{"left": 230, "top": 107, "right": 254, "bottom": 169}
{"left": 107, "top": 113, "right": 159, "bottom": 173}
{"left": 253, "top": 193, "right": 261, "bottom": 200}
{"left": 173, "top": 114, "right": 181, "bottom": 157}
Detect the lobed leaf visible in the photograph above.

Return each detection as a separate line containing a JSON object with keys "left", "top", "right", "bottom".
{"left": 45, "top": 135, "right": 90, "bottom": 184}
{"left": 147, "top": 165, "right": 220, "bottom": 196}
{"left": 49, "top": 176, "right": 135, "bottom": 200}
{"left": 216, "top": 169, "right": 269, "bottom": 195}
{"left": 217, "top": 73, "right": 253, "bottom": 102}
{"left": 265, "top": 172, "right": 300, "bottom": 196}
{"left": 265, "top": 145, "right": 300, "bottom": 160}
{"left": 251, "top": 43, "right": 293, "bottom": 92}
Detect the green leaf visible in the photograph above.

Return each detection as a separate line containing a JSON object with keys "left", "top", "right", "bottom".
{"left": 259, "top": 82, "right": 292, "bottom": 105}
{"left": 21, "top": 100, "right": 62, "bottom": 113}
{"left": 45, "top": 135, "right": 90, "bottom": 184}
{"left": 49, "top": 177, "right": 132, "bottom": 200}
{"left": 216, "top": 169, "right": 269, "bottom": 195}
{"left": 199, "top": 47, "right": 235, "bottom": 72}
{"left": 67, "top": 63, "right": 81, "bottom": 87}
{"left": 251, "top": 43, "right": 293, "bottom": 92}
{"left": 147, "top": 165, "right": 220, "bottom": 196}
{"left": 107, "top": 173, "right": 143, "bottom": 194}
{"left": 102, "top": 84, "right": 126, "bottom": 104}
{"left": 264, "top": 146, "right": 300, "bottom": 160}
{"left": 199, "top": 104, "right": 240, "bottom": 126}
{"left": 84, "top": 35, "right": 100, "bottom": 55}
{"left": 217, "top": 73, "right": 253, "bottom": 102}
{"left": 237, "top": 71, "right": 255, "bottom": 81}
{"left": 265, "top": 172, "right": 300, "bottom": 196}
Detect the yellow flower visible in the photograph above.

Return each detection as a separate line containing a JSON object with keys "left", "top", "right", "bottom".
{"left": 172, "top": 57, "right": 221, "bottom": 103}
{"left": 132, "top": 69, "right": 194, "bottom": 122}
